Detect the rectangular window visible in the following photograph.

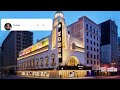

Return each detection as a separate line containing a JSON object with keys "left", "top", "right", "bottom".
{"left": 97, "top": 49, "right": 99, "bottom": 52}
{"left": 17, "top": 38, "right": 20, "bottom": 40}
{"left": 94, "top": 36, "right": 95, "bottom": 39}
{"left": 97, "top": 30, "right": 98, "bottom": 35}
{"left": 17, "top": 33, "right": 20, "bottom": 36}
{"left": 87, "top": 53, "right": 89, "bottom": 58}
{"left": 87, "top": 39, "right": 89, "bottom": 43}
{"left": 94, "top": 42, "right": 95, "bottom": 45}
{"left": 97, "top": 43, "right": 98, "bottom": 46}
{"left": 91, "top": 54, "right": 92, "bottom": 58}
{"left": 91, "top": 40, "right": 92, "bottom": 44}
{"left": 87, "top": 60, "right": 89, "bottom": 64}
{"left": 87, "top": 32, "right": 89, "bottom": 36}
{"left": 86, "top": 24, "right": 88, "bottom": 30}
{"left": 91, "top": 47, "right": 92, "bottom": 51}
{"left": 90, "top": 34, "right": 92, "bottom": 38}
{"left": 97, "top": 55, "right": 99, "bottom": 59}
{"left": 94, "top": 28, "right": 95, "bottom": 33}
{"left": 94, "top": 48, "right": 95, "bottom": 51}
{"left": 90, "top": 26, "right": 92, "bottom": 31}
{"left": 94, "top": 55, "right": 96, "bottom": 59}
{"left": 87, "top": 46, "right": 89, "bottom": 50}
{"left": 97, "top": 37, "right": 98, "bottom": 41}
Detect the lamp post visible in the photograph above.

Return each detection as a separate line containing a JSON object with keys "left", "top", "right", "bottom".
{"left": 114, "top": 63, "right": 116, "bottom": 75}
{"left": 111, "top": 62, "right": 116, "bottom": 76}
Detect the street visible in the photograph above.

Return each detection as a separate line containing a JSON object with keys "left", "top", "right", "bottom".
{"left": 1, "top": 75, "right": 120, "bottom": 79}
{"left": 0, "top": 75, "right": 34, "bottom": 79}
{"left": 91, "top": 76, "right": 120, "bottom": 79}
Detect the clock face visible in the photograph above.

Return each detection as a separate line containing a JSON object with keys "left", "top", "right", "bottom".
{"left": 55, "top": 11, "right": 64, "bottom": 18}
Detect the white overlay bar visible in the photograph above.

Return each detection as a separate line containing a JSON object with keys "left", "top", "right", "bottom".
{"left": 1, "top": 19, "right": 53, "bottom": 31}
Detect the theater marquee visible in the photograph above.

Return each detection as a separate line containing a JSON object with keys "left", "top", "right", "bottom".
{"left": 19, "top": 38, "right": 49, "bottom": 57}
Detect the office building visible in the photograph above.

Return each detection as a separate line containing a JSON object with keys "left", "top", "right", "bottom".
{"left": 117, "top": 37, "right": 120, "bottom": 74}
{"left": 118, "top": 37, "right": 120, "bottom": 61}
{"left": 0, "top": 46, "right": 2, "bottom": 70}
{"left": 2, "top": 31, "right": 33, "bottom": 74}
{"left": 100, "top": 19, "right": 118, "bottom": 66}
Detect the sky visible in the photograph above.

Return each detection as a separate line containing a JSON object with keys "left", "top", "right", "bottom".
{"left": 0, "top": 11, "right": 120, "bottom": 46}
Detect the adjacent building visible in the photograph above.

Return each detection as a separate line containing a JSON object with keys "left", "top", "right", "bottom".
{"left": 2, "top": 31, "right": 33, "bottom": 74}
{"left": 117, "top": 37, "right": 120, "bottom": 74}
{"left": 0, "top": 46, "right": 2, "bottom": 70}
{"left": 118, "top": 37, "right": 120, "bottom": 60}
{"left": 67, "top": 16, "right": 101, "bottom": 70}
{"left": 100, "top": 19, "right": 118, "bottom": 67}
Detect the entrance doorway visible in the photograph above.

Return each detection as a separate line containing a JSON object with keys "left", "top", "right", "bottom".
{"left": 67, "top": 56, "right": 79, "bottom": 66}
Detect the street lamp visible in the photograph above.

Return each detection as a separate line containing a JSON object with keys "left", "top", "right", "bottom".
{"left": 111, "top": 62, "right": 116, "bottom": 75}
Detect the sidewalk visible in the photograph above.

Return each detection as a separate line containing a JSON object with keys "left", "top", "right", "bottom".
{"left": 0, "top": 74, "right": 95, "bottom": 79}
{"left": 3, "top": 75, "right": 120, "bottom": 79}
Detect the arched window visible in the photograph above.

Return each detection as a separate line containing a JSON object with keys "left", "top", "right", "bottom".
{"left": 72, "top": 42, "right": 76, "bottom": 50}
{"left": 52, "top": 54, "right": 55, "bottom": 62}
{"left": 27, "top": 59, "right": 29, "bottom": 68}
{"left": 36, "top": 58, "right": 39, "bottom": 67}
{"left": 40, "top": 58, "right": 43, "bottom": 67}
{"left": 31, "top": 57, "right": 35, "bottom": 67}
{"left": 21, "top": 63, "right": 22, "bottom": 69}
{"left": 28, "top": 58, "right": 30, "bottom": 67}
{"left": 25, "top": 61, "right": 27, "bottom": 68}
{"left": 29, "top": 58, "right": 31, "bottom": 67}
{"left": 23, "top": 62, "right": 25, "bottom": 69}
{"left": 21, "top": 63, "right": 23, "bottom": 69}
{"left": 17, "top": 63, "right": 20, "bottom": 70}
{"left": 46, "top": 57, "right": 49, "bottom": 67}
{"left": 51, "top": 54, "right": 56, "bottom": 66}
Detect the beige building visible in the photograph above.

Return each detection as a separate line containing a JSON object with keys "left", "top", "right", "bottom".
{"left": 67, "top": 16, "right": 101, "bottom": 70}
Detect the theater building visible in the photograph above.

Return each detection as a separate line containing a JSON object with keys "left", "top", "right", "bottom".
{"left": 17, "top": 11, "right": 96, "bottom": 78}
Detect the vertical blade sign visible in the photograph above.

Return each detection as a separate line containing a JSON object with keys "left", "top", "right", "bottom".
{"left": 58, "top": 22, "right": 62, "bottom": 63}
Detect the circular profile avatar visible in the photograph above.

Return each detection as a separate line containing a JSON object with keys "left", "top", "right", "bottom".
{"left": 4, "top": 23, "right": 12, "bottom": 30}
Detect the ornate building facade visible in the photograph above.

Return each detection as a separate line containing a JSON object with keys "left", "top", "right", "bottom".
{"left": 17, "top": 11, "right": 97, "bottom": 78}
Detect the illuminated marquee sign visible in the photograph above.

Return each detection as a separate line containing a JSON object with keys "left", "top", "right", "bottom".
{"left": 100, "top": 67, "right": 117, "bottom": 72}
{"left": 107, "top": 67, "right": 117, "bottom": 72}
{"left": 19, "top": 38, "right": 49, "bottom": 57}
{"left": 58, "top": 22, "right": 62, "bottom": 63}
